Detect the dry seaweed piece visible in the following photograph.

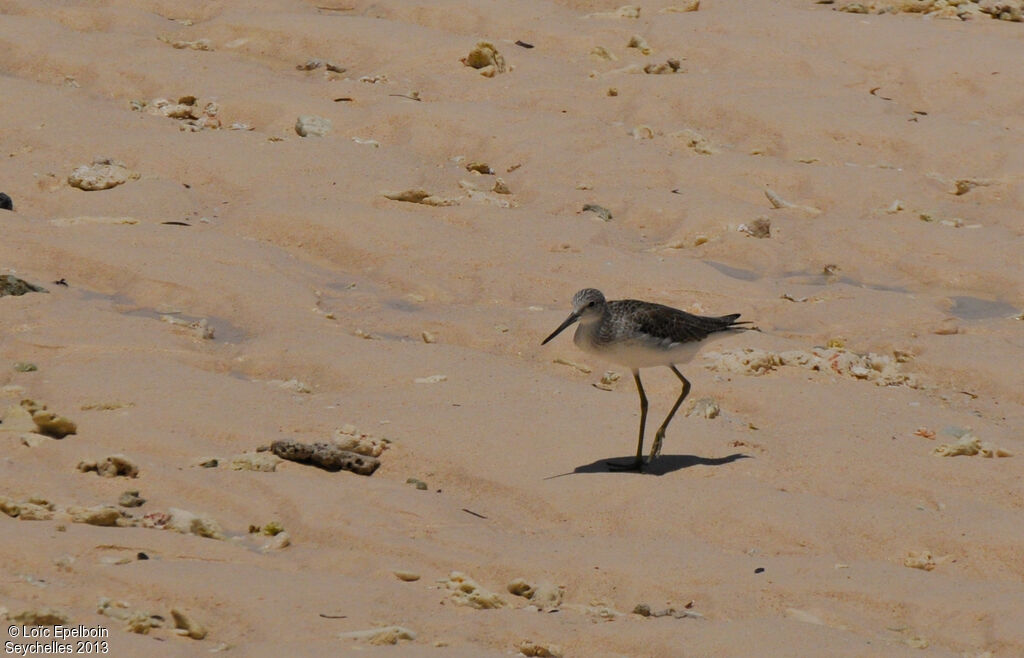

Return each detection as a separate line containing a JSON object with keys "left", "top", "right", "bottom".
{"left": 582, "top": 204, "right": 613, "bottom": 221}
{"left": 270, "top": 439, "right": 380, "bottom": 475}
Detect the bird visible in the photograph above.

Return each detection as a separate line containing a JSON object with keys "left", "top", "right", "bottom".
{"left": 542, "top": 288, "right": 750, "bottom": 471}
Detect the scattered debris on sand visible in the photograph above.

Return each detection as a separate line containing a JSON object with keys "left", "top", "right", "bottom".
{"left": 832, "top": 0, "right": 1022, "bottom": 22}
{"left": 704, "top": 347, "right": 921, "bottom": 387}
{"left": 130, "top": 97, "right": 222, "bottom": 130}
{"left": 269, "top": 439, "right": 381, "bottom": 475}
{"left": 77, "top": 454, "right": 139, "bottom": 478}
{"left": 440, "top": 572, "right": 506, "bottom": 609}
{"left": 933, "top": 432, "right": 1011, "bottom": 458}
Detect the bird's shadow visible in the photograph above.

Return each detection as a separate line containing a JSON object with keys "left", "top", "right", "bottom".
{"left": 546, "top": 452, "right": 751, "bottom": 478}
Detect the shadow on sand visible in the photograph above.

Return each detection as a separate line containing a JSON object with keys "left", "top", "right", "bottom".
{"left": 545, "top": 452, "right": 751, "bottom": 478}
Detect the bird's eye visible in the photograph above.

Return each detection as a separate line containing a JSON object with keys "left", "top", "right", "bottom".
{"left": 587, "top": 301, "right": 595, "bottom": 307}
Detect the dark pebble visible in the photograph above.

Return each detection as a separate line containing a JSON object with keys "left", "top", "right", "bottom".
{"left": 754, "top": 567, "right": 765, "bottom": 574}
{"left": 0, "top": 193, "right": 12, "bottom": 211}
{"left": 137, "top": 552, "right": 149, "bottom": 560}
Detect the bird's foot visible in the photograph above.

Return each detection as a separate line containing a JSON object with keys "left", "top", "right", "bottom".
{"left": 606, "top": 457, "right": 644, "bottom": 472}
{"left": 649, "top": 431, "right": 665, "bottom": 461}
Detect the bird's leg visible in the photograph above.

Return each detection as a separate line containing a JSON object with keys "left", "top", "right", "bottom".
{"left": 650, "top": 365, "right": 691, "bottom": 461}
{"left": 608, "top": 369, "right": 646, "bottom": 471}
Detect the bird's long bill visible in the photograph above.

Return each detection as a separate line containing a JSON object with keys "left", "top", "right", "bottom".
{"left": 541, "top": 311, "right": 580, "bottom": 345}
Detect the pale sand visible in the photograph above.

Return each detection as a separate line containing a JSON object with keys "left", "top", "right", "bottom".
{"left": 1, "top": 0, "right": 1023, "bottom": 655}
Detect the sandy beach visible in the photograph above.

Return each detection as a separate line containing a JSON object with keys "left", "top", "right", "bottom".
{"left": 2, "top": 0, "right": 1023, "bottom": 655}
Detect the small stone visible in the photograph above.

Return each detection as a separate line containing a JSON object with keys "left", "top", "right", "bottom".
{"left": 13, "top": 362, "right": 37, "bottom": 372}
{"left": 118, "top": 490, "right": 146, "bottom": 508}
{"left": 270, "top": 439, "right": 381, "bottom": 475}
{"left": 19, "top": 433, "right": 51, "bottom": 448}
{"left": 32, "top": 410, "right": 77, "bottom": 438}
{"left": 295, "top": 115, "right": 332, "bottom": 137}
{"left": 67, "top": 505, "right": 123, "bottom": 527}
{"left": 393, "top": 570, "right": 421, "bottom": 582}
{"left": 261, "top": 531, "right": 290, "bottom": 551}
{"left": 229, "top": 452, "right": 281, "bottom": 472}
{"left": 421, "top": 330, "right": 436, "bottom": 343}
{"left": 167, "top": 508, "right": 225, "bottom": 539}
{"left": 462, "top": 41, "right": 506, "bottom": 75}
{"left": 0, "top": 192, "right": 12, "bottom": 210}
{"left": 171, "top": 608, "right": 207, "bottom": 640}
{"left": 492, "top": 178, "right": 511, "bottom": 194}
{"left": 465, "top": 161, "right": 493, "bottom": 174}
{"left": 0, "top": 275, "right": 48, "bottom": 297}
{"left": 196, "top": 457, "right": 219, "bottom": 468}
{"left": 338, "top": 626, "right": 416, "bottom": 644}
{"left": 68, "top": 158, "right": 136, "bottom": 191}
